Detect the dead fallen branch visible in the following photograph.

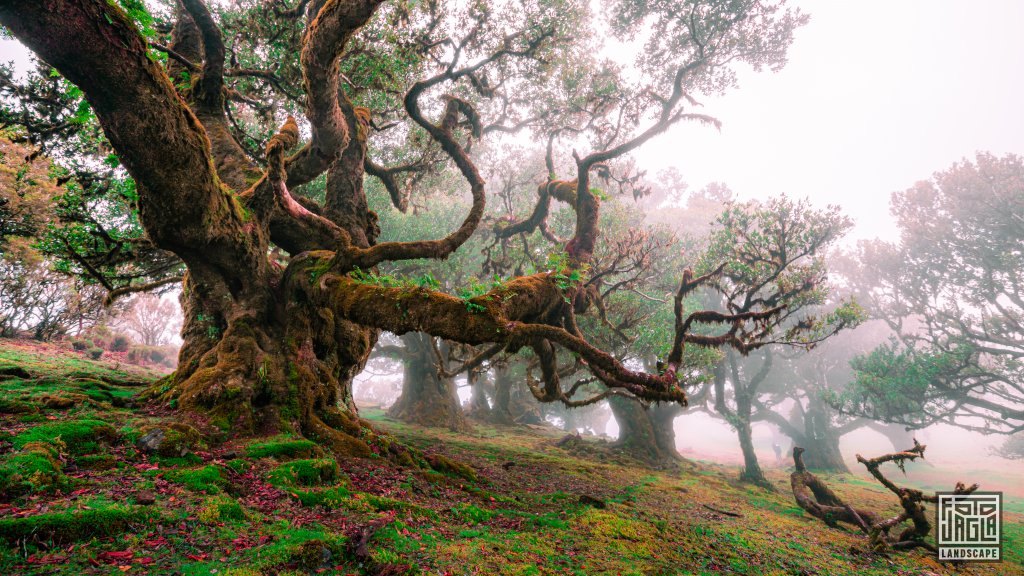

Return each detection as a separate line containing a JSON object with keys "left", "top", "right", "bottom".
{"left": 790, "top": 447, "right": 877, "bottom": 532}
{"left": 702, "top": 503, "right": 743, "bottom": 518}
{"left": 790, "top": 441, "right": 980, "bottom": 554}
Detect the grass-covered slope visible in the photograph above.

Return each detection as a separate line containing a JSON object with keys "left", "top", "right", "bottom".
{"left": 0, "top": 338, "right": 1020, "bottom": 575}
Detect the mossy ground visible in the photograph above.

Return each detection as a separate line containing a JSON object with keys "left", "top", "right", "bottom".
{"left": 0, "top": 339, "right": 1021, "bottom": 575}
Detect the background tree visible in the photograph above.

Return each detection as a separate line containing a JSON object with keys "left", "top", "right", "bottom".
{"left": 117, "top": 293, "right": 182, "bottom": 346}
{"left": 600, "top": 181, "right": 733, "bottom": 463}
{"left": 0, "top": 137, "right": 110, "bottom": 339}
{"left": 831, "top": 153, "right": 1024, "bottom": 435}
{"left": 747, "top": 287, "right": 899, "bottom": 472}
{"left": 698, "top": 196, "right": 864, "bottom": 486}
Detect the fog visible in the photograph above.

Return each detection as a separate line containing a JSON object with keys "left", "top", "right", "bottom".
{"left": 355, "top": 362, "right": 1024, "bottom": 501}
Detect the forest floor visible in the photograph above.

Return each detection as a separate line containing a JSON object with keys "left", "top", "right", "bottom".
{"left": 0, "top": 338, "right": 1021, "bottom": 575}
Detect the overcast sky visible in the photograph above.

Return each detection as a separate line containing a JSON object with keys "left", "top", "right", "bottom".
{"left": 641, "top": 0, "right": 1024, "bottom": 241}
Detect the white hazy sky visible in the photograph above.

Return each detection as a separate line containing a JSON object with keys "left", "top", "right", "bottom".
{"left": 640, "top": 0, "right": 1024, "bottom": 241}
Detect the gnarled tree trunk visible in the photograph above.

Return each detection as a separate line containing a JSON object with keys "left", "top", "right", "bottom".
{"left": 731, "top": 388, "right": 772, "bottom": 487}
{"left": 775, "top": 428, "right": 847, "bottom": 473}
{"left": 388, "top": 333, "right": 468, "bottom": 431}
{"left": 609, "top": 398, "right": 681, "bottom": 464}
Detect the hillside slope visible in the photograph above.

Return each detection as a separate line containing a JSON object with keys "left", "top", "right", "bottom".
{"left": 0, "top": 340, "right": 1020, "bottom": 575}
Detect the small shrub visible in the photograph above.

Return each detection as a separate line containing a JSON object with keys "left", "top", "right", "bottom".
{"left": 149, "top": 348, "right": 166, "bottom": 364}
{"left": 88, "top": 325, "right": 112, "bottom": 350}
{"left": 126, "top": 346, "right": 145, "bottom": 364}
{"left": 71, "top": 339, "right": 92, "bottom": 351}
{"left": 86, "top": 347, "right": 104, "bottom": 360}
{"left": 110, "top": 334, "right": 130, "bottom": 352}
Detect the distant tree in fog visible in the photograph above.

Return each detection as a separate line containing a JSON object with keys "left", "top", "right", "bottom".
{"left": 831, "top": 153, "right": 1024, "bottom": 434}
{"left": 119, "top": 293, "right": 181, "bottom": 346}
{"left": 693, "top": 196, "right": 865, "bottom": 486}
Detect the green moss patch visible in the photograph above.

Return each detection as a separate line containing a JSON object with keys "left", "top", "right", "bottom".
{"left": 268, "top": 458, "right": 340, "bottom": 487}
{"left": 289, "top": 485, "right": 353, "bottom": 508}
{"left": 0, "top": 442, "right": 66, "bottom": 496}
{"left": 246, "top": 437, "right": 324, "bottom": 460}
{"left": 76, "top": 453, "right": 118, "bottom": 470}
{"left": 0, "top": 505, "right": 152, "bottom": 542}
{"left": 167, "top": 464, "right": 230, "bottom": 494}
{"left": 13, "top": 419, "right": 117, "bottom": 455}
{"left": 0, "top": 398, "right": 37, "bottom": 414}
{"left": 197, "top": 495, "right": 247, "bottom": 524}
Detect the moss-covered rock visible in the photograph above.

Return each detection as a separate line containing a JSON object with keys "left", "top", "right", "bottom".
{"left": 426, "top": 453, "right": 477, "bottom": 482}
{"left": 292, "top": 539, "right": 333, "bottom": 570}
{"left": 38, "top": 392, "right": 88, "bottom": 409}
{"left": 136, "top": 422, "right": 203, "bottom": 457}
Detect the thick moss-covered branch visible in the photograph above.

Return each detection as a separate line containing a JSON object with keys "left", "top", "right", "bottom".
{"left": 0, "top": 0, "right": 262, "bottom": 279}
{"left": 286, "top": 0, "right": 385, "bottom": 188}
{"left": 303, "top": 263, "right": 687, "bottom": 405}
{"left": 791, "top": 447, "right": 877, "bottom": 532}
{"left": 180, "top": 0, "right": 225, "bottom": 112}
